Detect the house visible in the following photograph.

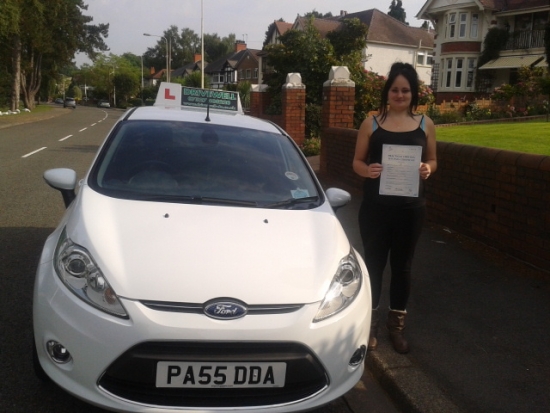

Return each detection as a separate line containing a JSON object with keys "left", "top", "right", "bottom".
{"left": 417, "top": 0, "right": 549, "bottom": 103}
{"left": 204, "top": 41, "right": 261, "bottom": 89}
{"left": 171, "top": 54, "right": 205, "bottom": 81}
{"left": 264, "top": 20, "right": 293, "bottom": 46}
{"left": 334, "top": 9, "right": 435, "bottom": 85}
{"left": 143, "top": 68, "right": 166, "bottom": 87}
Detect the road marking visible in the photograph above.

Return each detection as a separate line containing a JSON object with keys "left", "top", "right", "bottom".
{"left": 91, "top": 123, "right": 97, "bottom": 126}
{"left": 79, "top": 127, "right": 87, "bottom": 132}
{"left": 59, "top": 135, "right": 73, "bottom": 141}
{"left": 22, "top": 147, "right": 47, "bottom": 158}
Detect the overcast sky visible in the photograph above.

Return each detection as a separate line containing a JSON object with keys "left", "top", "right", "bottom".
{"left": 76, "top": 0, "right": 429, "bottom": 66}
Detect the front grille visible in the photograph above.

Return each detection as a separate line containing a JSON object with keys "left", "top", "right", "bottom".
{"left": 98, "top": 341, "right": 328, "bottom": 408}
{"left": 140, "top": 300, "right": 304, "bottom": 315}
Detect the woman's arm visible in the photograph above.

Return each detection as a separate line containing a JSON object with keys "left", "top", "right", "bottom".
{"left": 420, "top": 115, "right": 437, "bottom": 179}
{"left": 353, "top": 116, "right": 382, "bottom": 179}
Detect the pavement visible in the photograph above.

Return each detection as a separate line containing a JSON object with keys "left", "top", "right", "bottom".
{"left": 308, "top": 156, "right": 550, "bottom": 413}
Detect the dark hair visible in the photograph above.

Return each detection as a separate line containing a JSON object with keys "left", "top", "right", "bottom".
{"left": 379, "top": 62, "right": 420, "bottom": 121}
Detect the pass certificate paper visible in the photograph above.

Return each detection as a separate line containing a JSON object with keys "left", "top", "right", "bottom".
{"left": 379, "top": 144, "right": 422, "bottom": 197}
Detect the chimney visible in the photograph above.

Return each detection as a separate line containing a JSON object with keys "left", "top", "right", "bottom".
{"left": 150, "top": 67, "right": 155, "bottom": 75}
{"left": 234, "top": 40, "right": 247, "bottom": 52}
{"left": 194, "top": 53, "right": 202, "bottom": 63}
{"left": 340, "top": 10, "right": 347, "bottom": 16}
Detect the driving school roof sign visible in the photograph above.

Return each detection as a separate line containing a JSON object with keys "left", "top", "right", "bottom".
{"left": 155, "top": 82, "right": 241, "bottom": 112}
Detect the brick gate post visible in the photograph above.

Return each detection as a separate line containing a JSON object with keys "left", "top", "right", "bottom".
{"left": 281, "top": 73, "right": 306, "bottom": 146}
{"left": 321, "top": 66, "right": 355, "bottom": 173}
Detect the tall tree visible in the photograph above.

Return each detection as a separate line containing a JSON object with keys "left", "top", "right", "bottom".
{"left": 388, "top": 0, "right": 408, "bottom": 25}
{"left": 3, "top": 0, "right": 108, "bottom": 110}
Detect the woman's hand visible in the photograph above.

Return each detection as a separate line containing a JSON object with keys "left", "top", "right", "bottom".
{"left": 419, "top": 162, "right": 431, "bottom": 180}
{"left": 368, "top": 163, "right": 383, "bottom": 179}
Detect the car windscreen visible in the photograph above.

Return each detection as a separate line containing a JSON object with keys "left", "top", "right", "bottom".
{"left": 89, "top": 120, "right": 321, "bottom": 209}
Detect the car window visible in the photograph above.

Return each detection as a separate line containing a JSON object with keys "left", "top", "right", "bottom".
{"left": 90, "top": 120, "right": 320, "bottom": 208}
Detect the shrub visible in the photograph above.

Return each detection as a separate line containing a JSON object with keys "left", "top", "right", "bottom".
{"left": 300, "top": 137, "right": 321, "bottom": 157}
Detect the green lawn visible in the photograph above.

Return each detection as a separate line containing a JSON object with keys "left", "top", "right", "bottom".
{"left": 436, "top": 121, "right": 550, "bottom": 156}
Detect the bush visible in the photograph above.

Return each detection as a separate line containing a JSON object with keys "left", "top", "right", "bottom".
{"left": 434, "top": 111, "right": 462, "bottom": 125}
{"left": 300, "top": 137, "right": 321, "bottom": 157}
{"left": 305, "top": 104, "right": 322, "bottom": 139}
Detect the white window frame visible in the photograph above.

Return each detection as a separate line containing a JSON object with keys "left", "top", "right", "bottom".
{"left": 470, "top": 14, "right": 479, "bottom": 38}
{"left": 448, "top": 13, "right": 456, "bottom": 39}
{"left": 459, "top": 13, "right": 468, "bottom": 38}
{"left": 455, "top": 58, "right": 464, "bottom": 88}
{"left": 466, "top": 58, "right": 476, "bottom": 88}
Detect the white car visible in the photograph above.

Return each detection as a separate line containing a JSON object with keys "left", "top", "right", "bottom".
{"left": 33, "top": 83, "right": 371, "bottom": 412}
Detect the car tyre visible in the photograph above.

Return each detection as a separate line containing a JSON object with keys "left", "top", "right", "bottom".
{"left": 32, "top": 334, "right": 51, "bottom": 382}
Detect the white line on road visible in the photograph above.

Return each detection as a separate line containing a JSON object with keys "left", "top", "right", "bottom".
{"left": 59, "top": 135, "right": 73, "bottom": 141}
{"left": 79, "top": 128, "right": 87, "bottom": 132}
{"left": 91, "top": 123, "right": 97, "bottom": 126}
{"left": 22, "top": 147, "right": 47, "bottom": 158}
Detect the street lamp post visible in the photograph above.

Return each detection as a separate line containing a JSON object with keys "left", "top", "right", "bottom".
{"left": 141, "top": 55, "right": 144, "bottom": 103}
{"left": 143, "top": 33, "right": 170, "bottom": 82}
{"left": 201, "top": 0, "right": 204, "bottom": 88}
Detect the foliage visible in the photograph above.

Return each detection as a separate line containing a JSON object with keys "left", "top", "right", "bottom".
{"left": 264, "top": 19, "right": 286, "bottom": 47}
{"left": 179, "top": 71, "right": 211, "bottom": 89}
{"left": 236, "top": 81, "right": 252, "bottom": 109}
{"left": 300, "top": 137, "right": 321, "bottom": 157}
{"left": 418, "top": 81, "right": 435, "bottom": 105}
{"left": 478, "top": 27, "right": 509, "bottom": 67}
{"left": 265, "top": 16, "right": 369, "bottom": 132}
{"left": 388, "top": 0, "right": 407, "bottom": 24}
{"left": 305, "top": 104, "right": 322, "bottom": 138}
{"left": 355, "top": 70, "right": 386, "bottom": 122}
{"left": 464, "top": 102, "right": 492, "bottom": 121}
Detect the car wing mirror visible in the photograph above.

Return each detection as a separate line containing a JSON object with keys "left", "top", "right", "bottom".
{"left": 44, "top": 168, "right": 77, "bottom": 208}
{"left": 325, "top": 187, "right": 351, "bottom": 212}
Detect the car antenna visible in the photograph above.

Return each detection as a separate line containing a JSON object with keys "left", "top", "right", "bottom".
{"left": 205, "top": 100, "right": 211, "bottom": 122}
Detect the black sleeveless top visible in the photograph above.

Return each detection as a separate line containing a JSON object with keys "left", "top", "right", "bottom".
{"left": 362, "top": 115, "right": 427, "bottom": 208}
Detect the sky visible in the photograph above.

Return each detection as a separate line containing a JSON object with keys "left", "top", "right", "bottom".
{"left": 75, "top": 0, "right": 429, "bottom": 66}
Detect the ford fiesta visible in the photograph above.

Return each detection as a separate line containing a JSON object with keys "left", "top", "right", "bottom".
{"left": 33, "top": 83, "right": 371, "bottom": 412}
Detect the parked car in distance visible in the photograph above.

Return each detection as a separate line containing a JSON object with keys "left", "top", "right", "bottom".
{"left": 63, "top": 98, "right": 76, "bottom": 109}
{"left": 54, "top": 98, "right": 63, "bottom": 104}
{"left": 33, "top": 83, "right": 371, "bottom": 413}
{"left": 97, "top": 100, "right": 110, "bottom": 108}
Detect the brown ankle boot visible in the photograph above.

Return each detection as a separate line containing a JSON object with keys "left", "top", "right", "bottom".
{"left": 368, "top": 308, "right": 379, "bottom": 351}
{"left": 386, "top": 309, "right": 410, "bottom": 354}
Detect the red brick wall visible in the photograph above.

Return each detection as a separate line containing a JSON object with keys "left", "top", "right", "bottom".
{"left": 281, "top": 88, "right": 306, "bottom": 146}
{"left": 321, "top": 127, "right": 550, "bottom": 271}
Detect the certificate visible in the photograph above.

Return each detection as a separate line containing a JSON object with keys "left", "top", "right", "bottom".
{"left": 379, "top": 144, "right": 422, "bottom": 197}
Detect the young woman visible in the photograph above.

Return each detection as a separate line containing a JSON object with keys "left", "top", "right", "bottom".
{"left": 353, "top": 62, "right": 437, "bottom": 354}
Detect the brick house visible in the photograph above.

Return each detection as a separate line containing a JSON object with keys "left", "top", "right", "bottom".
{"left": 417, "top": 0, "right": 549, "bottom": 103}
{"left": 204, "top": 41, "right": 261, "bottom": 89}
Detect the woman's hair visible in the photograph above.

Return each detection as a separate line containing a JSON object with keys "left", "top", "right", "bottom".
{"left": 379, "top": 62, "right": 420, "bottom": 121}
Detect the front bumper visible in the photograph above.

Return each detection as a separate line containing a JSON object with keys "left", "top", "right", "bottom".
{"left": 33, "top": 247, "right": 371, "bottom": 412}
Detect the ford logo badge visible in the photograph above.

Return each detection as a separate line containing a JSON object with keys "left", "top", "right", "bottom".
{"left": 204, "top": 299, "right": 248, "bottom": 320}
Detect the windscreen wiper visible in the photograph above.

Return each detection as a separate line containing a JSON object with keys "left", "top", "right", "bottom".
{"left": 262, "top": 196, "right": 320, "bottom": 209}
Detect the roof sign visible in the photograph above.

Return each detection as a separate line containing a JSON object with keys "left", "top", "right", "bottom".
{"left": 154, "top": 82, "right": 242, "bottom": 113}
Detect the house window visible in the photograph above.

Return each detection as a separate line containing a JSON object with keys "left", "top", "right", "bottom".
{"left": 455, "top": 58, "right": 463, "bottom": 88}
{"left": 459, "top": 13, "right": 467, "bottom": 38}
{"left": 444, "top": 59, "right": 452, "bottom": 88}
{"left": 246, "top": 69, "right": 251, "bottom": 79}
{"left": 470, "top": 14, "right": 479, "bottom": 38}
{"left": 427, "top": 54, "right": 434, "bottom": 65}
{"left": 254, "top": 68, "right": 258, "bottom": 79}
{"left": 417, "top": 54, "right": 424, "bottom": 65}
{"left": 466, "top": 58, "right": 476, "bottom": 88}
{"left": 447, "top": 13, "right": 456, "bottom": 38}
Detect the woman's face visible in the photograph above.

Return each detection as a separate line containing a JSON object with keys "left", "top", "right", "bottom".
{"left": 388, "top": 74, "right": 412, "bottom": 110}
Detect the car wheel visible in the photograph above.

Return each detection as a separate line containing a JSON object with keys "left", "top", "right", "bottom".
{"left": 32, "top": 334, "right": 51, "bottom": 382}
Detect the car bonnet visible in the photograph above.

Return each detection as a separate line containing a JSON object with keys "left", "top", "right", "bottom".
{"left": 65, "top": 186, "right": 351, "bottom": 305}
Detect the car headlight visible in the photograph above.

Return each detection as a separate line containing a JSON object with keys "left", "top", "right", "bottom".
{"left": 314, "top": 249, "right": 362, "bottom": 322}
{"left": 54, "top": 227, "right": 128, "bottom": 318}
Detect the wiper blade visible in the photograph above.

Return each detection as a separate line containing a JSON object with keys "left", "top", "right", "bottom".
{"left": 137, "top": 194, "right": 258, "bottom": 207}
{"left": 262, "top": 196, "right": 320, "bottom": 209}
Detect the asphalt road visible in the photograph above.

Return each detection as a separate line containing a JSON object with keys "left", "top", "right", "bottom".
{"left": 0, "top": 105, "right": 400, "bottom": 413}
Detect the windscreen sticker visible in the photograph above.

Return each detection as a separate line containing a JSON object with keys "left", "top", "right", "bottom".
{"left": 285, "top": 171, "right": 299, "bottom": 180}
{"left": 291, "top": 188, "right": 310, "bottom": 199}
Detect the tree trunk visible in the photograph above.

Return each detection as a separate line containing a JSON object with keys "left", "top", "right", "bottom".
{"left": 10, "top": 35, "right": 21, "bottom": 112}
{"left": 20, "top": 50, "right": 42, "bottom": 110}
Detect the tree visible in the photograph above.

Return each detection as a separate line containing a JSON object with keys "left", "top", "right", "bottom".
{"left": 388, "top": 0, "right": 408, "bottom": 25}
{"left": 263, "top": 18, "right": 286, "bottom": 47}
{"left": 1, "top": 0, "right": 108, "bottom": 110}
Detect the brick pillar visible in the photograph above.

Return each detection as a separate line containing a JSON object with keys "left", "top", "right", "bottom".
{"left": 249, "top": 84, "right": 268, "bottom": 117}
{"left": 281, "top": 73, "right": 306, "bottom": 146}
{"left": 321, "top": 66, "right": 355, "bottom": 172}
{"left": 322, "top": 66, "right": 355, "bottom": 129}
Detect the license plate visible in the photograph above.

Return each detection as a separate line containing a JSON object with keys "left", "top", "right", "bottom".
{"left": 156, "top": 362, "right": 286, "bottom": 388}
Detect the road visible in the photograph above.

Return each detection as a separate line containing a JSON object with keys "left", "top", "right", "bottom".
{"left": 0, "top": 105, "right": 400, "bottom": 413}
